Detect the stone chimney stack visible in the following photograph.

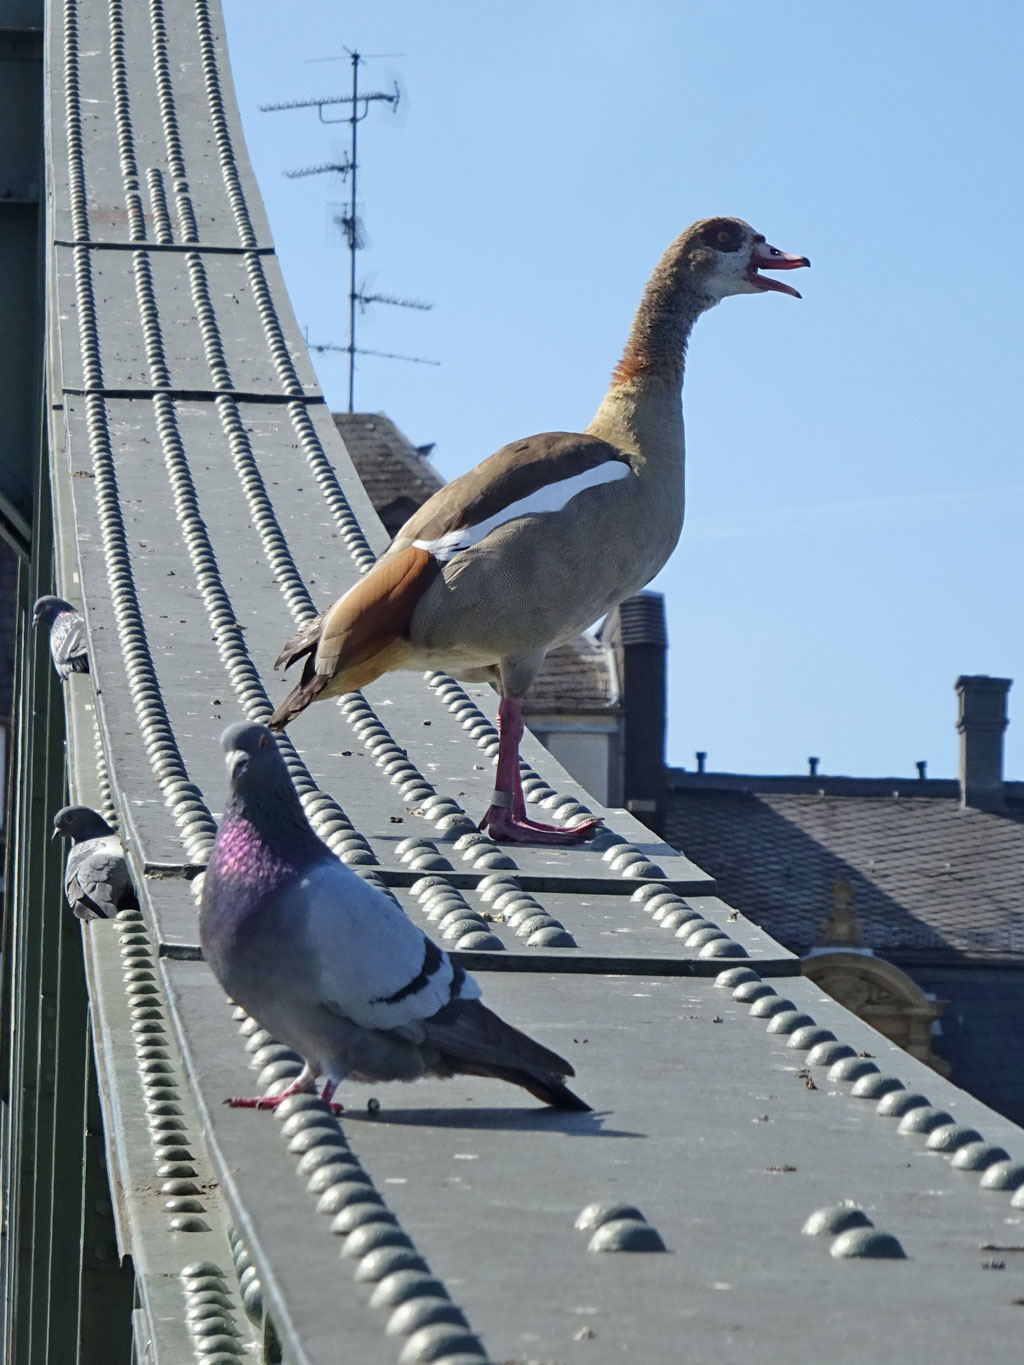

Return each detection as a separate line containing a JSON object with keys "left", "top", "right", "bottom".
{"left": 955, "top": 675, "right": 1011, "bottom": 811}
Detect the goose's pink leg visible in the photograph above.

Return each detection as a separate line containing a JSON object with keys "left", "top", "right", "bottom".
{"left": 479, "top": 696, "right": 601, "bottom": 845}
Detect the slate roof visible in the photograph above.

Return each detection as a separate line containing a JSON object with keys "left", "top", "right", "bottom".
{"left": 332, "top": 411, "right": 620, "bottom": 717}
{"left": 21, "top": 1, "right": 1024, "bottom": 1358}
{"left": 666, "top": 777, "right": 1024, "bottom": 962}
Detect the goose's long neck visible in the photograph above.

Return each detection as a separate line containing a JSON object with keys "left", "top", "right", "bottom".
{"left": 586, "top": 259, "right": 712, "bottom": 472}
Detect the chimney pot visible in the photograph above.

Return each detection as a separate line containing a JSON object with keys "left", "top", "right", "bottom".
{"left": 695, "top": 751, "right": 707, "bottom": 774}
{"left": 915, "top": 760, "right": 927, "bottom": 781}
{"left": 808, "top": 756, "right": 819, "bottom": 777}
{"left": 600, "top": 592, "right": 667, "bottom": 829}
{"left": 955, "top": 675, "right": 1011, "bottom": 810}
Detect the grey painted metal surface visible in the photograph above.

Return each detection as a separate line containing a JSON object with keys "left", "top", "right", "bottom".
{"left": 37, "top": 0, "right": 1024, "bottom": 1360}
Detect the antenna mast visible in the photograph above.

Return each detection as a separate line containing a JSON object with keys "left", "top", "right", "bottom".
{"left": 261, "top": 52, "right": 436, "bottom": 412}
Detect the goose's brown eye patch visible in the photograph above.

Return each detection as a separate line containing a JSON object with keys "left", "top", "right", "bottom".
{"left": 700, "top": 219, "right": 743, "bottom": 252}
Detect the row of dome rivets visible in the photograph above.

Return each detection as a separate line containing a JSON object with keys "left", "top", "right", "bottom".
{"left": 124, "top": 0, "right": 388, "bottom": 883}
{"left": 144, "top": 368, "right": 379, "bottom": 873}
{"left": 407, "top": 875, "right": 506, "bottom": 951}
{"left": 179, "top": 1260, "right": 249, "bottom": 1363}
{"left": 334, "top": 696, "right": 534, "bottom": 884}
{"left": 246, "top": 1085, "right": 489, "bottom": 1363}
{"left": 285, "top": 399, "right": 378, "bottom": 574}
{"left": 133, "top": 254, "right": 172, "bottom": 387}
{"left": 575, "top": 1201, "right": 667, "bottom": 1253}
{"left": 716, "top": 965, "right": 1024, "bottom": 1206}
{"left": 416, "top": 873, "right": 576, "bottom": 949}
{"left": 161, "top": 0, "right": 581, "bottom": 950}
{"left": 172, "top": 392, "right": 383, "bottom": 869}
{"left": 146, "top": 168, "right": 174, "bottom": 245}
{"left": 185, "top": 253, "right": 234, "bottom": 389}
{"left": 193, "top": 0, "right": 260, "bottom": 251}
{"left": 600, "top": 840, "right": 665, "bottom": 880}
{"left": 194, "top": 0, "right": 316, "bottom": 390}
{"left": 116, "top": 909, "right": 211, "bottom": 1231}
{"left": 630, "top": 884, "right": 748, "bottom": 959}
{"left": 107, "top": 2, "right": 147, "bottom": 242}
{"left": 802, "top": 1204, "right": 906, "bottom": 1260}
{"left": 226, "top": 1225, "right": 270, "bottom": 1332}
{"left": 63, "top": 1, "right": 90, "bottom": 239}
{"left": 148, "top": 0, "right": 200, "bottom": 241}
{"left": 83, "top": 383, "right": 218, "bottom": 862}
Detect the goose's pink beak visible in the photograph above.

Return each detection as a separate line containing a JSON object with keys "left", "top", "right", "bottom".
{"left": 748, "top": 240, "right": 810, "bottom": 298}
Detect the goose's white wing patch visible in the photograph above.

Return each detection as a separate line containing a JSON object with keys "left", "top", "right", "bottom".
{"left": 414, "top": 461, "right": 629, "bottom": 564}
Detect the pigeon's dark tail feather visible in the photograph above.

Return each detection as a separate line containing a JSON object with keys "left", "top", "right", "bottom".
{"left": 423, "top": 997, "right": 591, "bottom": 1111}
{"left": 453, "top": 1060, "right": 591, "bottom": 1111}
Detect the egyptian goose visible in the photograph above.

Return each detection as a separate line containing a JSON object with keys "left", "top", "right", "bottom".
{"left": 271, "top": 217, "right": 809, "bottom": 843}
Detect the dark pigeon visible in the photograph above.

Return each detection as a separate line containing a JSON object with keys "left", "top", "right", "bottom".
{"left": 33, "top": 596, "right": 90, "bottom": 679}
{"left": 53, "top": 805, "right": 136, "bottom": 921}
{"left": 199, "top": 721, "right": 589, "bottom": 1113}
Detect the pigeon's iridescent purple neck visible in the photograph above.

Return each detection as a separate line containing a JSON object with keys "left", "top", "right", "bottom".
{"left": 210, "top": 811, "right": 294, "bottom": 887}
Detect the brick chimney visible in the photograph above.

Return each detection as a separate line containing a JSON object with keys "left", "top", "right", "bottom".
{"left": 601, "top": 593, "right": 667, "bottom": 832}
{"left": 955, "top": 675, "right": 1011, "bottom": 811}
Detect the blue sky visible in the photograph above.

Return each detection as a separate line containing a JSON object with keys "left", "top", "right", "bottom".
{"left": 222, "top": 1, "right": 1024, "bottom": 780}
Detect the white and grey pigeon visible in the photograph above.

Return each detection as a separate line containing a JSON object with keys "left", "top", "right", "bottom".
{"left": 33, "top": 595, "right": 90, "bottom": 679}
{"left": 199, "top": 722, "right": 589, "bottom": 1113}
{"left": 53, "top": 805, "right": 136, "bottom": 921}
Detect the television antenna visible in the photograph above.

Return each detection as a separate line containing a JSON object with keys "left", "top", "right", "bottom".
{"left": 262, "top": 51, "right": 436, "bottom": 411}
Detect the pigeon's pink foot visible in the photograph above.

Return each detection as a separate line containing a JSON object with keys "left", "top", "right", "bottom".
{"left": 319, "top": 1080, "right": 344, "bottom": 1116}
{"left": 225, "top": 1093, "right": 293, "bottom": 1111}
{"left": 225, "top": 1065, "right": 331, "bottom": 1112}
{"left": 480, "top": 804, "right": 601, "bottom": 845}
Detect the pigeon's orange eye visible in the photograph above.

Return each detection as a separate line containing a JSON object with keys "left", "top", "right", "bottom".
{"left": 717, "top": 230, "right": 731, "bottom": 245}
{"left": 258, "top": 736, "right": 268, "bottom": 751}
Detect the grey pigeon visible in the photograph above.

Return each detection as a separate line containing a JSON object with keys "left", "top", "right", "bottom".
{"left": 199, "top": 722, "right": 589, "bottom": 1112}
{"left": 53, "top": 805, "right": 136, "bottom": 921}
{"left": 33, "top": 596, "right": 90, "bottom": 679}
